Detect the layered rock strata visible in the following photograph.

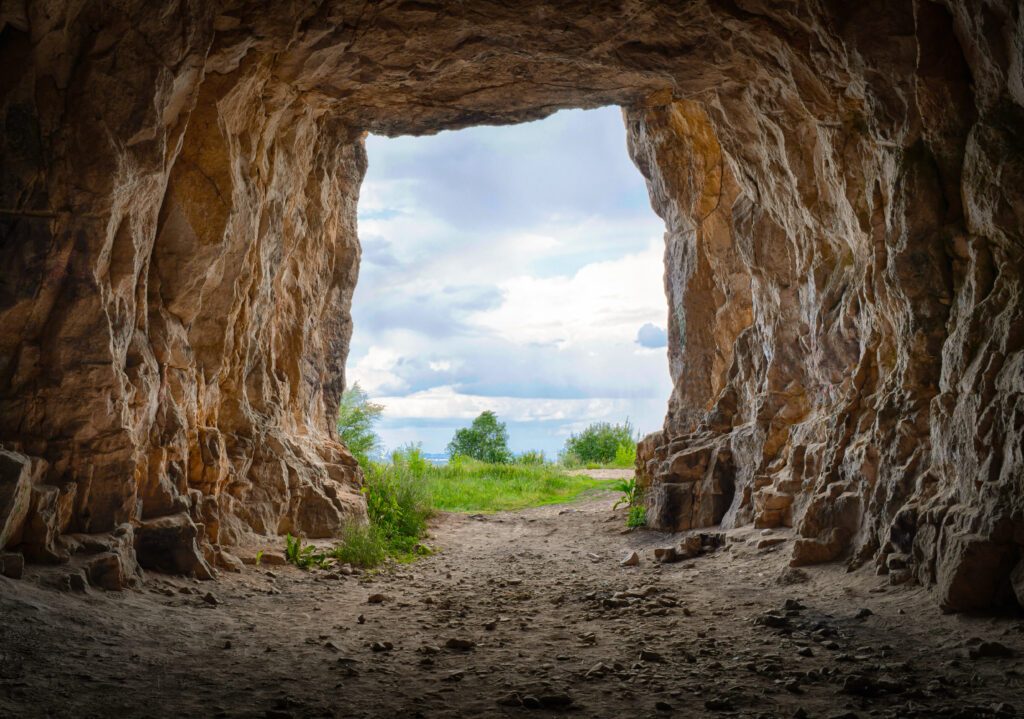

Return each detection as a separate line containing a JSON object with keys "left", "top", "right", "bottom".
{"left": 0, "top": 1, "right": 1020, "bottom": 609}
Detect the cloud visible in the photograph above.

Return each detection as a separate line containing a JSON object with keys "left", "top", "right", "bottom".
{"left": 636, "top": 323, "right": 668, "bottom": 348}
{"left": 467, "top": 239, "right": 666, "bottom": 346}
{"left": 348, "top": 106, "right": 671, "bottom": 455}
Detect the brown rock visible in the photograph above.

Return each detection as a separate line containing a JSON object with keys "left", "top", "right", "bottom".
{"left": 653, "top": 547, "right": 680, "bottom": 564}
{"left": 86, "top": 552, "right": 131, "bottom": 591}
{"left": 0, "top": 451, "right": 34, "bottom": 549}
{"left": 0, "top": 551, "right": 25, "bottom": 579}
{"left": 937, "top": 534, "right": 1018, "bottom": 612}
{"left": 790, "top": 529, "right": 850, "bottom": 567}
{"left": 135, "top": 514, "right": 215, "bottom": 580}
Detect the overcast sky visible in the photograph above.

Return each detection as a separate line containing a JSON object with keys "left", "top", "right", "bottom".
{"left": 347, "top": 106, "right": 671, "bottom": 457}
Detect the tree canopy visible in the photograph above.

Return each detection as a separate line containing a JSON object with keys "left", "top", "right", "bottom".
{"left": 337, "top": 382, "right": 384, "bottom": 467}
{"left": 446, "top": 411, "right": 513, "bottom": 464}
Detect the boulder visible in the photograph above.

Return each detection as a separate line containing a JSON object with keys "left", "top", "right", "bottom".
{"left": 135, "top": 513, "right": 215, "bottom": 580}
{"left": 937, "top": 533, "right": 1018, "bottom": 612}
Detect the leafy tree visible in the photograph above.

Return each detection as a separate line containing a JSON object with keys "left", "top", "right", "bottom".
{"left": 337, "top": 382, "right": 384, "bottom": 467}
{"left": 562, "top": 420, "right": 635, "bottom": 465}
{"left": 446, "top": 411, "right": 513, "bottom": 464}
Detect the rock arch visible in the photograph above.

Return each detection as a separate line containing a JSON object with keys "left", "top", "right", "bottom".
{"left": 0, "top": 0, "right": 1021, "bottom": 610}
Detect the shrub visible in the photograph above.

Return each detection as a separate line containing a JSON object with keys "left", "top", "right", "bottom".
{"left": 337, "top": 382, "right": 384, "bottom": 467}
{"left": 446, "top": 411, "right": 513, "bottom": 464}
{"left": 562, "top": 420, "right": 636, "bottom": 465}
{"left": 612, "top": 440, "right": 637, "bottom": 468}
{"left": 516, "top": 449, "right": 547, "bottom": 465}
{"left": 329, "top": 523, "right": 387, "bottom": 568}
{"left": 361, "top": 453, "right": 431, "bottom": 556}
{"left": 294, "top": 446, "right": 433, "bottom": 570}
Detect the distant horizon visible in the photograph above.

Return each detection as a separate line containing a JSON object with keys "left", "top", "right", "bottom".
{"left": 347, "top": 107, "right": 671, "bottom": 457}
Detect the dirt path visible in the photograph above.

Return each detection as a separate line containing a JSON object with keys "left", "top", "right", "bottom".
{"left": 1, "top": 492, "right": 1021, "bottom": 718}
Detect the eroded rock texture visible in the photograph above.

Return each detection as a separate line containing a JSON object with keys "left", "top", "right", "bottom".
{"left": 0, "top": 0, "right": 1020, "bottom": 608}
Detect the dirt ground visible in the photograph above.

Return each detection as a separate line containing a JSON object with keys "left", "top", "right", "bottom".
{"left": 1, "top": 488, "right": 1022, "bottom": 719}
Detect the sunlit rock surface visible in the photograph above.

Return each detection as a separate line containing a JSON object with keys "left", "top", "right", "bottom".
{"left": 0, "top": 0, "right": 1020, "bottom": 609}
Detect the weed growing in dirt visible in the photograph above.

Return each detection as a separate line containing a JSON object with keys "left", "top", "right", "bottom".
{"left": 329, "top": 524, "right": 387, "bottom": 567}
{"left": 285, "top": 533, "right": 329, "bottom": 569}
{"left": 612, "top": 477, "right": 639, "bottom": 509}
{"left": 626, "top": 505, "right": 647, "bottom": 528}
{"left": 612, "top": 476, "right": 647, "bottom": 528}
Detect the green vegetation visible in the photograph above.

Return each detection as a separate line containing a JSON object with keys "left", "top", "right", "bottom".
{"left": 311, "top": 390, "right": 641, "bottom": 571}
{"left": 562, "top": 419, "right": 638, "bottom": 468}
{"left": 612, "top": 476, "right": 647, "bottom": 529}
{"left": 283, "top": 451, "right": 432, "bottom": 571}
{"left": 361, "top": 448, "right": 432, "bottom": 555}
{"left": 611, "top": 476, "right": 639, "bottom": 510}
{"left": 626, "top": 505, "right": 647, "bottom": 528}
{"left": 329, "top": 523, "right": 387, "bottom": 568}
{"left": 425, "top": 453, "right": 615, "bottom": 513}
{"left": 285, "top": 533, "right": 328, "bottom": 569}
{"left": 516, "top": 449, "right": 547, "bottom": 465}
{"left": 446, "top": 410, "right": 513, "bottom": 464}
{"left": 336, "top": 382, "right": 384, "bottom": 466}
{"left": 283, "top": 443, "right": 622, "bottom": 570}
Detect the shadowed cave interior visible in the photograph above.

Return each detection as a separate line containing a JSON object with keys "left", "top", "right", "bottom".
{"left": 0, "top": 1, "right": 1023, "bottom": 717}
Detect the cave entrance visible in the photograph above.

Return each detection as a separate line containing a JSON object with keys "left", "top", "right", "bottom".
{"left": 347, "top": 107, "right": 672, "bottom": 465}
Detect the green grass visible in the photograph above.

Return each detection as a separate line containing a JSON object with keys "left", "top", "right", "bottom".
{"left": 425, "top": 455, "right": 617, "bottom": 513}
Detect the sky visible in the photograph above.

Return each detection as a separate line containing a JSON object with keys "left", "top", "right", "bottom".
{"left": 347, "top": 106, "right": 672, "bottom": 457}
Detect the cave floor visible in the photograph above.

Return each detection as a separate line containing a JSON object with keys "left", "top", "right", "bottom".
{"left": 1, "top": 494, "right": 1022, "bottom": 719}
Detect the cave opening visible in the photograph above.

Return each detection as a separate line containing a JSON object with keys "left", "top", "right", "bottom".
{"left": 348, "top": 106, "right": 672, "bottom": 461}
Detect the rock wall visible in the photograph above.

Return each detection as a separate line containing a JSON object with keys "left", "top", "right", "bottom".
{"left": 0, "top": 1, "right": 366, "bottom": 583}
{"left": 0, "top": 0, "right": 1020, "bottom": 607}
{"left": 627, "top": 6, "right": 1024, "bottom": 611}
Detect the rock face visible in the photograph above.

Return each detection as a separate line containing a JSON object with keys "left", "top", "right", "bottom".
{"left": 0, "top": 1, "right": 1020, "bottom": 608}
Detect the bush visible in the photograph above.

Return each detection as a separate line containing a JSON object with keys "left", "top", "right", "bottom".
{"left": 337, "top": 382, "right": 384, "bottom": 467}
{"left": 516, "top": 450, "right": 547, "bottom": 465}
{"left": 361, "top": 451, "right": 431, "bottom": 556}
{"left": 562, "top": 420, "right": 636, "bottom": 465}
{"left": 329, "top": 523, "right": 387, "bottom": 568}
{"left": 299, "top": 446, "right": 433, "bottom": 569}
{"left": 612, "top": 440, "right": 637, "bottom": 468}
{"left": 446, "top": 411, "right": 513, "bottom": 464}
